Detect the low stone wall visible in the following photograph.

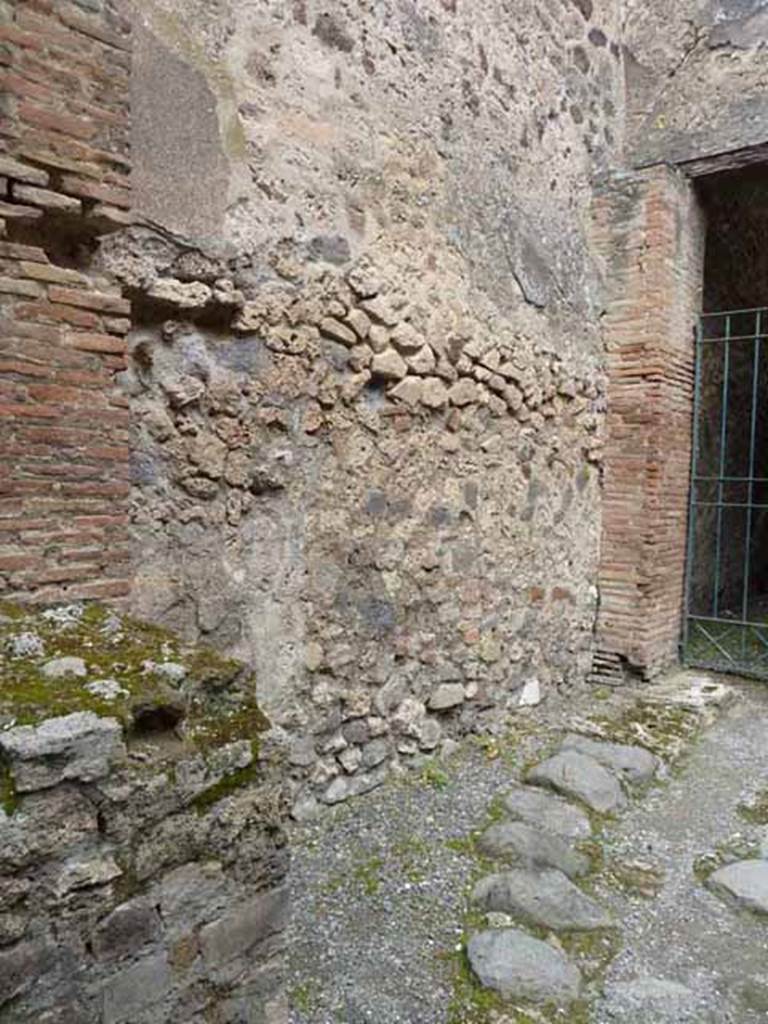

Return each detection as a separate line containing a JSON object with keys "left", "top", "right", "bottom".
{"left": 0, "top": 602, "right": 288, "bottom": 1024}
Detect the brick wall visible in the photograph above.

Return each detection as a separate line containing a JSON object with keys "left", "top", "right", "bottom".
{"left": 591, "top": 165, "right": 706, "bottom": 679}
{"left": 0, "top": 0, "right": 132, "bottom": 604}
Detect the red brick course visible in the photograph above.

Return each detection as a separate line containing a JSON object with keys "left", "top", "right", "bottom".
{"left": 0, "top": 0, "right": 131, "bottom": 604}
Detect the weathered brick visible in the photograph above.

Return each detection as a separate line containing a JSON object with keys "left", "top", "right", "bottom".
{"left": 0, "top": 154, "right": 49, "bottom": 186}
{"left": 20, "top": 261, "right": 88, "bottom": 286}
{"left": 65, "top": 330, "right": 126, "bottom": 354}
{"left": 48, "top": 285, "right": 129, "bottom": 315}
{"left": 11, "top": 182, "right": 82, "bottom": 213}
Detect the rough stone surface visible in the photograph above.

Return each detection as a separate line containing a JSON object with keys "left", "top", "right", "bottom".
{"left": 502, "top": 785, "right": 593, "bottom": 840}
{"left": 0, "top": 713, "right": 125, "bottom": 792}
{"left": 467, "top": 927, "right": 582, "bottom": 1004}
{"left": 708, "top": 860, "right": 768, "bottom": 915}
{"left": 527, "top": 750, "right": 628, "bottom": 814}
{"left": 561, "top": 733, "right": 658, "bottom": 784}
{"left": 477, "top": 820, "right": 591, "bottom": 878}
{"left": 472, "top": 868, "right": 613, "bottom": 931}
{"left": 0, "top": 605, "right": 288, "bottom": 1024}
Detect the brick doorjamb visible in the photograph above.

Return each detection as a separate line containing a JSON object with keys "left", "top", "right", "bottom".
{"left": 591, "top": 164, "right": 707, "bottom": 681}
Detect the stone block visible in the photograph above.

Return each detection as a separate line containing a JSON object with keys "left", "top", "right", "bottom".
{"left": 0, "top": 939, "right": 53, "bottom": 1007}
{"left": 0, "top": 713, "right": 125, "bottom": 792}
{"left": 199, "top": 887, "right": 289, "bottom": 970}
{"left": 101, "top": 953, "right": 172, "bottom": 1024}
{"left": 92, "top": 898, "right": 160, "bottom": 961}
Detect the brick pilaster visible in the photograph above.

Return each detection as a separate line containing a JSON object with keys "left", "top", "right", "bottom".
{"left": 592, "top": 165, "right": 706, "bottom": 676}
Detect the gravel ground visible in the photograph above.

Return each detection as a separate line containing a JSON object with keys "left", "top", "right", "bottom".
{"left": 284, "top": 707, "right": 563, "bottom": 1024}
{"left": 590, "top": 678, "right": 768, "bottom": 1024}
{"left": 285, "top": 679, "right": 768, "bottom": 1024}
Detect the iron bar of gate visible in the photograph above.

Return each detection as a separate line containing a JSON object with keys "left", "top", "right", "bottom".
{"left": 692, "top": 502, "right": 768, "bottom": 509}
{"left": 698, "top": 334, "right": 767, "bottom": 343}
{"left": 712, "top": 315, "right": 731, "bottom": 619}
{"left": 683, "top": 316, "right": 704, "bottom": 653}
{"left": 694, "top": 475, "right": 768, "bottom": 482}
{"left": 741, "top": 312, "right": 762, "bottom": 657}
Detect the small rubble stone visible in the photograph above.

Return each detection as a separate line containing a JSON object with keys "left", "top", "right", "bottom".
{"left": 473, "top": 868, "right": 613, "bottom": 931}
{"left": 55, "top": 854, "right": 122, "bottom": 897}
{"left": 0, "top": 712, "right": 125, "bottom": 792}
{"left": 561, "top": 733, "right": 658, "bottom": 785}
{"left": 527, "top": 750, "right": 628, "bottom": 815}
{"left": 148, "top": 277, "right": 212, "bottom": 309}
{"left": 321, "top": 765, "right": 389, "bottom": 804}
{"left": 41, "top": 656, "right": 87, "bottom": 679}
{"left": 420, "top": 377, "right": 448, "bottom": 409}
{"left": 319, "top": 317, "right": 357, "bottom": 347}
{"left": 477, "top": 821, "right": 591, "bottom": 878}
{"left": 6, "top": 632, "right": 44, "bottom": 658}
{"left": 467, "top": 927, "right": 581, "bottom": 1004}
{"left": 708, "top": 860, "right": 768, "bottom": 915}
{"left": 428, "top": 684, "right": 465, "bottom": 711}
{"left": 84, "top": 679, "right": 128, "bottom": 700}
{"left": 371, "top": 349, "right": 407, "bottom": 380}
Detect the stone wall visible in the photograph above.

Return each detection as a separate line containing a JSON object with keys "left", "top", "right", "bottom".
{"left": 110, "top": 0, "right": 624, "bottom": 811}
{"left": 623, "top": 0, "right": 768, "bottom": 166}
{"left": 0, "top": 0, "right": 133, "bottom": 605}
{"left": 0, "top": 602, "right": 288, "bottom": 1024}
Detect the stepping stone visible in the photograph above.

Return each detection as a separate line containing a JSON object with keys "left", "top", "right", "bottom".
{"left": 477, "top": 821, "right": 591, "bottom": 879}
{"left": 707, "top": 859, "right": 768, "bottom": 915}
{"left": 472, "top": 867, "right": 613, "bottom": 931}
{"left": 467, "top": 927, "right": 582, "bottom": 1004}
{"left": 602, "top": 978, "right": 710, "bottom": 1023}
{"left": 561, "top": 733, "right": 658, "bottom": 785}
{"left": 527, "top": 750, "right": 627, "bottom": 815}
{"left": 503, "top": 785, "right": 592, "bottom": 840}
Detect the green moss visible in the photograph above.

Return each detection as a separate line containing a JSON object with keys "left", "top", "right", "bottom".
{"left": 421, "top": 761, "right": 450, "bottom": 790}
{"left": 0, "top": 604, "right": 270, "bottom": 775}
{"left": 693, "top": 833, "right": 762, "bottom": 883}
{"left": 191, "top": 760, "right": 262, "bottom": 813}
{"left": 1, "top": 760, "right": 18, "bottom": 816}
{"left": 290, "top": 980, "right": 320, "bottom": 1014}
{"left": 738, "top": 788, "right": 768, "bottom": 825}
{"left": 0, "top": 601, "right": 26, "bottom": 621}
{"left": 352, "top": 854, "right": 384, "bottom": 895}
{"left": 602, "top": 858, "right": 664, "bottom": 899}
{"left": 186, "top": 699, "right": 269, "bottom": 752}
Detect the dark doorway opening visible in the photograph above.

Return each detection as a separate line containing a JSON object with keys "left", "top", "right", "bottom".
{"left": 684, "top": 166, "right": 768, "bottom": 676}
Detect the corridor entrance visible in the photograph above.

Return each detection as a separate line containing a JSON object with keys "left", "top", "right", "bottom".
{"left": 683, "top": 307, "right": 768, "bottom": 677}
{"left": 683, "top": 165, "right": 768, "bottom": 677}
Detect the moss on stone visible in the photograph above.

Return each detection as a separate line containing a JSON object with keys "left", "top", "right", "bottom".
{"left": 737, "top": 788, "right": 768, "bottom": 825}
{"left": 0, "top": 603, "right": 270, "bottom": 765}
{"left": 191, "top": 759, "right": 263, "bottom": 812}
{"left": 1, "top": 759, "right": 18, "bottom": 816}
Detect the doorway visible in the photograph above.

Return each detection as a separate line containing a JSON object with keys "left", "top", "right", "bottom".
{"left": 683, "top": 167, "right": 768, "bottom": 676}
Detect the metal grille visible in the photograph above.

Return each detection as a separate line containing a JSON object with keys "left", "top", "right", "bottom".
{"left": 683, "top": 307, "right": 768, "bottom": 677}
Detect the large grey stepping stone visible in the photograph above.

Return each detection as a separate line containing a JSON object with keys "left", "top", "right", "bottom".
{"left": 503, "top": 785, "right": 592, "bottom": 840}
{"left": 527, "top": 750, "right": 628, "bottom": 815}
{"left": 601, "top": 978, "right": 712, "bottom": 1023}
{"left": 472, "top": 868, "right": 612, "bottom": 931}
{"left": 561, "top": 733, "right": 658, "bottom": 785}
{"left": 708, "top": 859, "right": 768, "bottom": 915}
{"left": 467, "top": 928, "right": 581, "bottom": 1004}
{"left": 477, "top": 821, "right": 590, "bottom": 879}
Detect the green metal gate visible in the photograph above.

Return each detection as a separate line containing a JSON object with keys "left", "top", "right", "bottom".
{"left": 683, "top": 307, "right": 768, "bottom": 678}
